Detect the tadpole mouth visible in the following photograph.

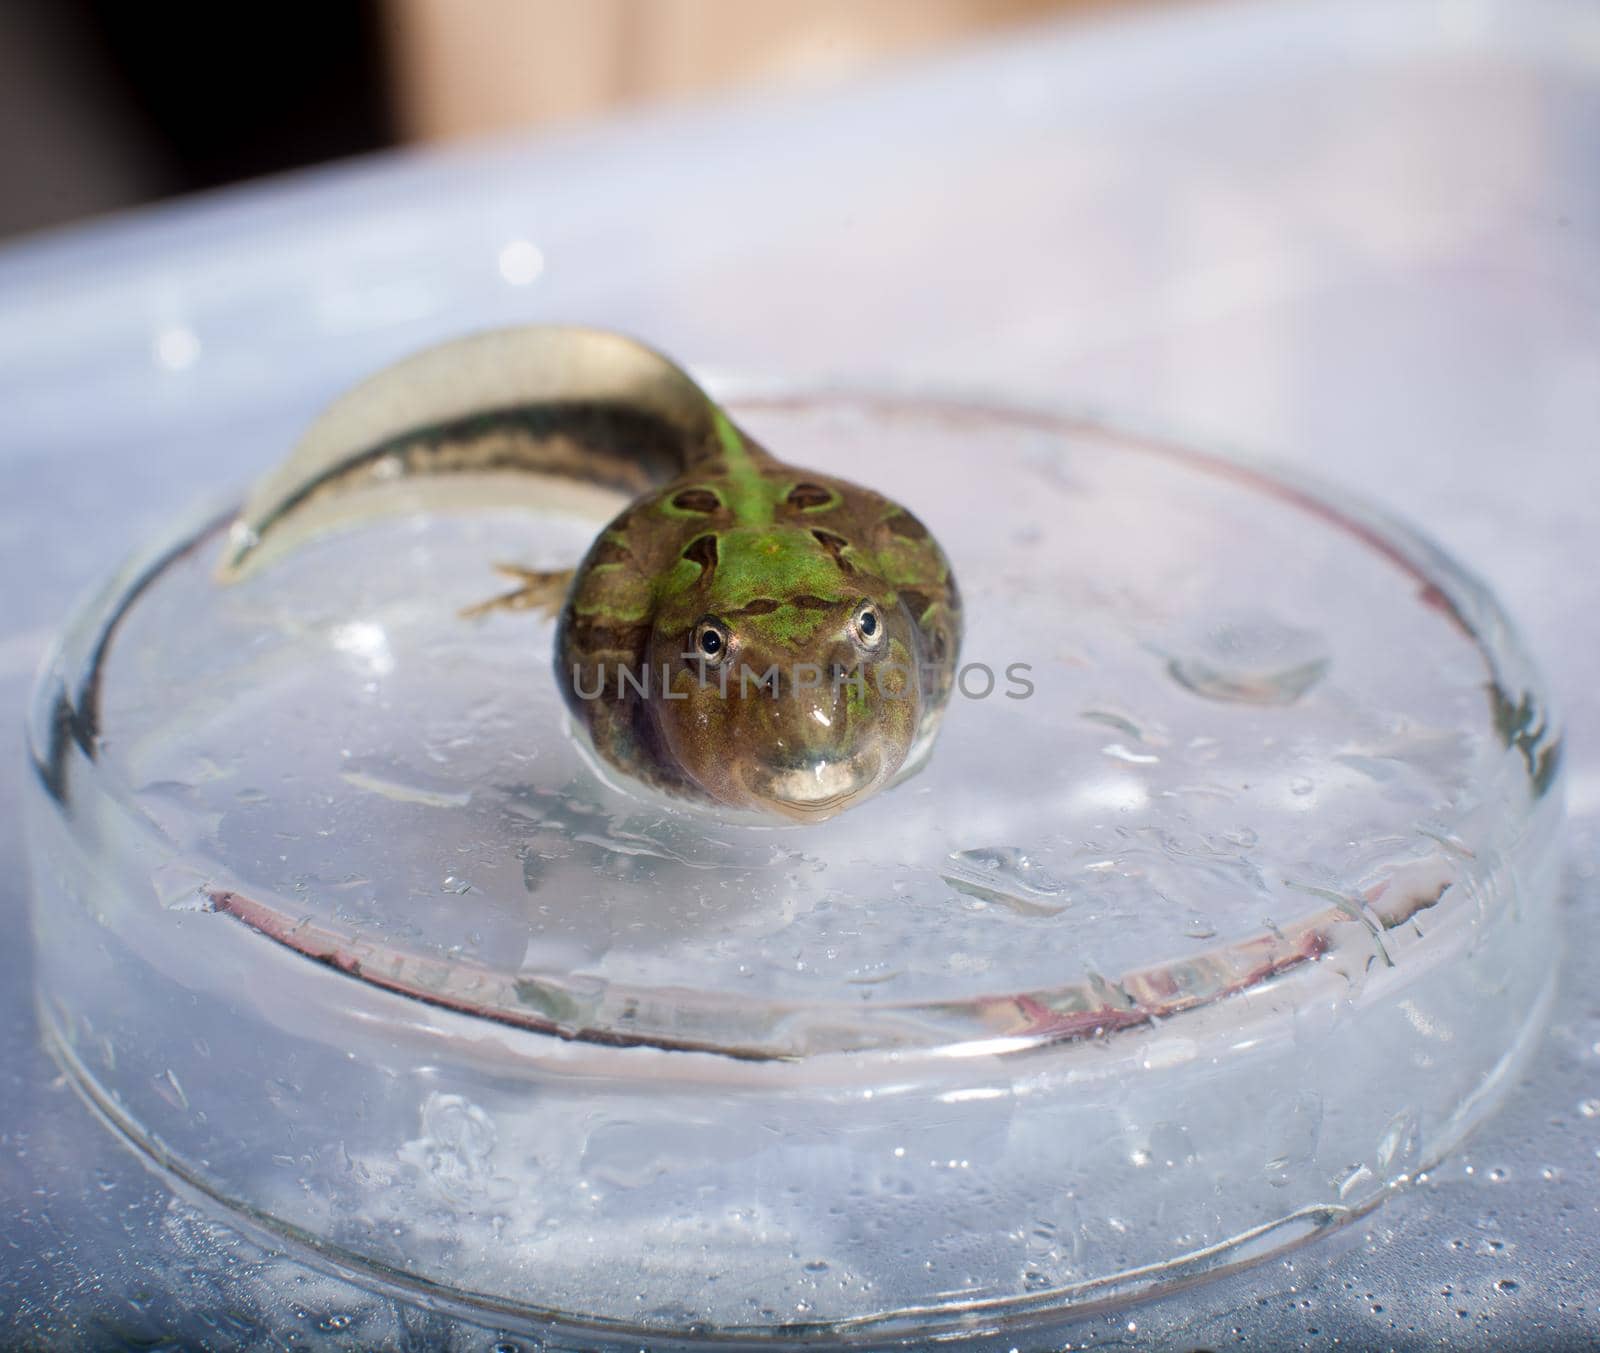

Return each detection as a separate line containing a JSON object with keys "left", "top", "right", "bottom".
{"left": 740, "top": 753, "right": 883, "bottom": 821}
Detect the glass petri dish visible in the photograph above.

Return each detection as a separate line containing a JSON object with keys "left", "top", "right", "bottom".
{"left": 26, "top": 397, "right": 1563, "bottom": 1344}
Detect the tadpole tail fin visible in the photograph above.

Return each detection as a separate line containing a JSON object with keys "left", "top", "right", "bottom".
{"left": 218, "top": 326, "right": 725, "bottom": 581}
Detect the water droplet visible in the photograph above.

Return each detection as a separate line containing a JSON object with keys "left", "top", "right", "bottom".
{"left": 1496, "top": 1278, "right": 1519, "bottom": 1294}
{"left": 399, "top": 1092, "right": 500, "bottom": 1201}
{"left": 1579, "top": 1098, "right": 1600, "bottom": 1118}
{"left": 942, "top": 847, "right": 1069, "bottom": 916}
{"left": 1338, "top": 1163, "right": 1375, "bottom": 1201}
{"left": 1102, "top": 741, "right": 1160, "bottom": 765}
{"left": 153, "top": 1067, "right": 190, "bottom": 1112}
{"left": 1377, "top": 1109, "right": 1422, "bottom": 1176}
{"left": 163, "top": 887, "right": 218, "bottom": 914}
{"left": 1166, "top": 613, "right": 1331, "bottom": 705}
{"left": 1260, "top": 1087, "right": 1324, "bottom": 1183}
{"left": 1080, "top": 707, "right": 1162, "bottom": 743}
{"left": 340, "top": 769, "right": 469, "bottom": 808}
{"left": 1148, "top": 1121, "right": 1197, "bottom": 1168}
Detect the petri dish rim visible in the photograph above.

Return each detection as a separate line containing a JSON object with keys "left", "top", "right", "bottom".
{"left": 25, "top": 395, "right": 1562, "bottom": 1074}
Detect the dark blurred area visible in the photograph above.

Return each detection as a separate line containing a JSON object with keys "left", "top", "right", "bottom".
{"left": 0, "top": 2, "right": 392, "bottom": 239}
{"left": 0, "top": 0, "right": 1117, "bottom": 242}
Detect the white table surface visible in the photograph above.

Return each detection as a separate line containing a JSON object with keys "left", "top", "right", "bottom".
{"left": 3, "top": 1, "right": 1597, "bottom": 1346}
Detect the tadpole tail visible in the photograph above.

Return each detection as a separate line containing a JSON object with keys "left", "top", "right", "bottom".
{"left": 217, "top": 325, "right": 729, "bottom": 581}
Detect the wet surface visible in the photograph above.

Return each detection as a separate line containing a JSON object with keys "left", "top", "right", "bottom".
{"left": 4, "top": 0, "right": 1599, "bottom": 1346}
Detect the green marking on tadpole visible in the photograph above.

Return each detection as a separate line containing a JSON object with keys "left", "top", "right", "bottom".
{"left": 712, "top": 407, "right": 774, "bottom": 525}
{"left": 844, "top": 669, "right": 870, "bottom": 719}
{"left": 760, "top": 600, "right": 832, "bottom": 647}
{"left": 662, "top": 556, "right": 707, "bottom": 595}
{"left": 713, "top": 407, "right": 745, "bottom": 460}
{"left": 719, "top": 530, "right": 845, "bottom": 598}
{"left": 572, "top": 593, "right": 652, "bottom": 621}
{"left": 658, "top": 494, "right": 715, "bottom": 520}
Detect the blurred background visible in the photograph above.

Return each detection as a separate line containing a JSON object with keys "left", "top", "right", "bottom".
{"left": 0, "top": 0, "right": 1139, "bottom": 241}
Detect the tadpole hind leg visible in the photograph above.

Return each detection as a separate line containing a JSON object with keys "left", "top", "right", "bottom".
{"left": 460, "top": 564, "right": 575, "bottom": 621}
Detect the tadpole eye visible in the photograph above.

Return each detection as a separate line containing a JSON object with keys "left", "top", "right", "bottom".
{"left": 852, "top": 602, "right": 884, "bottom": 650}
{"left": 692, "top": 617, "right": 732, "bottom": 666}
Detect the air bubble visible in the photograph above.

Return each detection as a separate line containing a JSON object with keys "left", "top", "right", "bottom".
{"left": 1166, "top": 612, "right": 1331, "bottom": 706}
